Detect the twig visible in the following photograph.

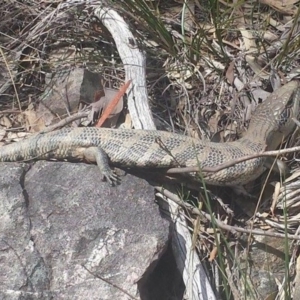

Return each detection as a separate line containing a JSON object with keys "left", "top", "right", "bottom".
{"left": 166, "top": 145, "right": 300, "bottom": 175}
{"left": 41, "top": 111, "right": 89, "bottom": 133}
{"left": 81, "top": 265, "right": 139, "bottom": 300}
{"left": 155, "top": 186, "right": 300, "bottom": 240}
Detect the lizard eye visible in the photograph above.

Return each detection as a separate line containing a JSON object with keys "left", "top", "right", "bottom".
{"left": 278, "top": 97, "right": 293, "bottom": 127}
{"left": 279, "top": 108, "right": 290, "bottom": 127}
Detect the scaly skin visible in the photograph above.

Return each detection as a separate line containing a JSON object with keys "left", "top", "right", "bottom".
{"left": 0, "top": 81, "right": 299, "bottom": 186}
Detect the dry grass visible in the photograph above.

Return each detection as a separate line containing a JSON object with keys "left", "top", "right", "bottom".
{"left": 1, "top": 0, "right": 300, "bottom": 298}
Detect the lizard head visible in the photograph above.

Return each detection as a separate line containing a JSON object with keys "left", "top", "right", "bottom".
{"left": 247, "top": 81, "right": 300, "bottom": 150}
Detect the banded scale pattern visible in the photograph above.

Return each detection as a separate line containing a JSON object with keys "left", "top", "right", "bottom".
{"left": 0, "top": 81, "right": 299, "bottom": 186}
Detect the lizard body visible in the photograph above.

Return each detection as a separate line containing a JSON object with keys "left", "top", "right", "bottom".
{"left": 0, "top": 81, "right": 299, "bottom": 186}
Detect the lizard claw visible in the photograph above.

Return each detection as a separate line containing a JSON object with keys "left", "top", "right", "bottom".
{"left": 101, "top": 170, "right": 120, "bottom": 186}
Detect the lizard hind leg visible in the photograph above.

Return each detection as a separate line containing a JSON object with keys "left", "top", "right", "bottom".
{"left": 82, "top": 147, "right": 118, "bottom": 184}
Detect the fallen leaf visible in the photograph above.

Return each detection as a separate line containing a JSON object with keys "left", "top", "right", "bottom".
{"left": 24, "top": 108, "right": 45, "bottom": 132}
{"left": 96, "top": 80, "right": 131, "bottom": 127}
{"left": 225, "top": 61, "right": 235, "bottom": 84}
{"left": 260, "top": 0, "right": 298, "bottom": 14}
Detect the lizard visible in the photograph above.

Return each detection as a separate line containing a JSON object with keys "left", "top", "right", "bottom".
{"left": 0, "top": 81, "right": 299, "bottom": 186}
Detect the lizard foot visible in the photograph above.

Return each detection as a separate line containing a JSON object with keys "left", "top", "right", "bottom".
{"left": 101, "top": 170, "right": 120, "bottom": 186}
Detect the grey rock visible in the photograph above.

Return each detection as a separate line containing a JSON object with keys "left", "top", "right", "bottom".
{"left": 37, "top": 69, "right": 102, "bottom": 126}
{"left": 0, "top": 162, "right": 172, "bottom": 299}
{"left": 239, "top": 234, "right": 287, "bottom": 299}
